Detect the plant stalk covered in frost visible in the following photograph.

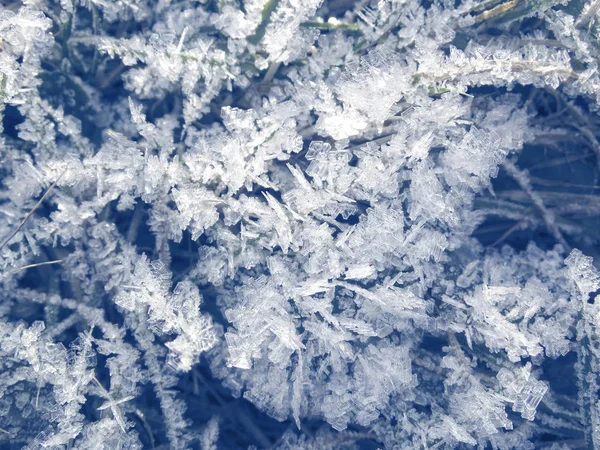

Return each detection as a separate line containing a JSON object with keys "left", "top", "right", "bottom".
{"left": 4, "top": 0, "right": 600, "bottom": 448}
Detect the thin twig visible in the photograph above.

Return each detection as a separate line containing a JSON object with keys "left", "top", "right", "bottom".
{"left": 503, "top": 160, "right": 570, "bottom": 251}
{"left": 0, "top": 171, "right": 66, "bottom": 253}
{"left": 472, "top": 0, "right": 519, "bottom": 23}
{"left": 577, "top": 0, "right": 600, "bottom": 28}
{"left": 489, "top": 220, "right": 525, "bottom": 247}
{"left": 193, "top": 369, "right": 272, "bottom": 448}
{"left": 263, "top": 62, "right": 281, "bottom": 83}
{"left": 135, "top": 409, "right": 155, "bottom": 449}
{"left": 126, "top": 202, "right": 144, "bottom": 244}
{"left": 2, "top": 259, "right": 63, "bottom": 278}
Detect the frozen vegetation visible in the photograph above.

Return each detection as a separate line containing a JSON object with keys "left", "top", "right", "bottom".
{"left": 3, "top": 0, "right": 600, "bottom": 448}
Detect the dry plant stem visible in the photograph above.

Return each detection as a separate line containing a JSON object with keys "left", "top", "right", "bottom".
{"left": 134, "top": 409, "right": 155, "bottom": 449}
{"left": 45, "top": 313, "right": 82, "bottom": 339}
{"left": 503, "top": 160, "right": 570, "bottom": 250}
{"left": 2, "top": 259, "right": 63, "bottom": 278}
{"left": 35, "top": 386, "right": 41, "bottom": 409}
{"left": 577, "top": 0, "right": 600, "bottom": 28}
{"left": 126, "top": 202, "right": 144, "bottom": 244}
{"left": 489, "top": 219, "right": 526, "bottom": 247}
{"left": 193, "top": 368, "right": 272, "bottom": 448}
{"left": 414, "top": 61, "right": 579, "bottom": 84}
{"left": 473, "top": 0, "right": 520, "bottom": 23}
{"left": 557, "top": 96, "right": 600, "bottom": 171}
{"left": 0, "top": 171, "right": 66, "bottom": 253}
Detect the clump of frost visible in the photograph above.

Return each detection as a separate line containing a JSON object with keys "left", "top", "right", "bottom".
{"left": 2, "top": 0, "right": 600, "bottom": 448}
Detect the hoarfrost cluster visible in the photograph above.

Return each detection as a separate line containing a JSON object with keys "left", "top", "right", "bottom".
{"left": 2, "top": 0, "right": 600, "bottom": 448}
